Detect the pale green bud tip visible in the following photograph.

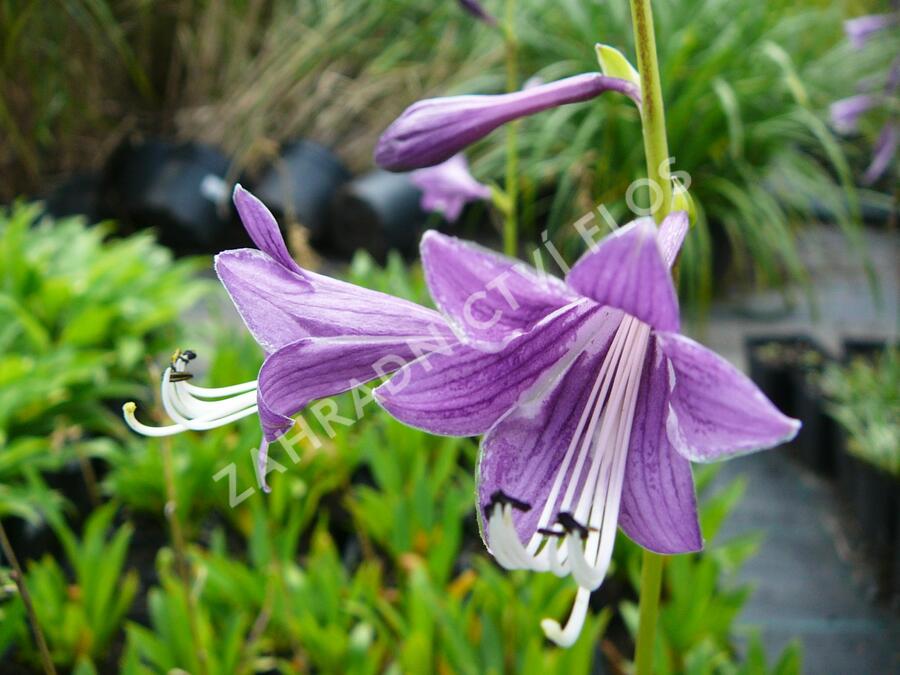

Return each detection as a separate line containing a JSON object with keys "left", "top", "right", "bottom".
{"left": 595, "top": 44, "right": 641, "bottom": 88}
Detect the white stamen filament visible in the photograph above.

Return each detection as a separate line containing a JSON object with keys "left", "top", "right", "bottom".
{"left": 486, "top": 315, "right": 651, "bottom": 647}
{"left": 123, "top": 356, "right": 259, "bottom": 437}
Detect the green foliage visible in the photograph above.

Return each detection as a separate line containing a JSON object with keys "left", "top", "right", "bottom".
{"left": 0, "top": 203, "right": 206, "bottom": 520}
{"left": 822, "top": 348, "right": 900, "bottom": 476}
{"left": 0, "top": 203, "right": 206, "bottom": 439}
{"left": 122, "top": 547, "right": 253, "bottom": 675}
{"left": 347, "top": 418, "right": 474, "bottom": 586}
{"left": 465, "top": 0, "right": 876, "bottom": 309}
{"left": 7, "top": 504, "right": 138, "bottom": 671}
{"left": 347, "top": 249, "right": 432, "bottom": 306}
{"left": 0, "top": 213, "right": 801, "bottom": 673}
{"left": 616, "top": 466, "right": 801, "bottom": 674}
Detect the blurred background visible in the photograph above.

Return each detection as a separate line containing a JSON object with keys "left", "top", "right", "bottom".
{"left": 0, "top": 0, "right": 897, "bottom": 673}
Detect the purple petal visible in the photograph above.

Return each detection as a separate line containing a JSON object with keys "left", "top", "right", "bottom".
{"left": 375, "top": 302, "right": 608, "bottom": 436}
{"left": 566, "top": 218, "right": 680, "bottom": 332}
{"left": 233, "top": 185, "right": 304, "bottom": 274}
{"left": 410, "top": 154, "right": 491, "bottom": 222}
{"left": 657, "top": 332, "right": 800, "bottom": 462}
{"left": 420, "top": 230, "right": 577, "bottom": 344}
{"left": 457, "top": 0, "right": 497, "bottom": 26}
{"left": 657, "top": 211, "right": 689, "bottom": 269}
{"left": 257, "top": 336, "right": 431, "bottom": 441}
{"left": 845, "top": 14, "right": 896, "bottom": 49}
{"left": 618, "top": 340, "right": 702, "bottom": 553}
{"left": 476, "top": 318, "right": 622, "bottom": 543}
{"left": 829, "top": 95, "right": 876, "bottom": 134}
{"left": 375, "top": 74, "right": 641, "bottom": 171}
{"left": 215, "top": 249, "right": 452, "bottom": 354}
{"left": 863, "top": 123, "right": 897, "bottom": 185}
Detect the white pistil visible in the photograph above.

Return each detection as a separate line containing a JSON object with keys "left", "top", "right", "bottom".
{"left": 541, "top": 587, "right": 591, "bottom": 648}
{"left": 123, "top": 354, "right": 260, "bottom": 437}
{"left": 486, "top": 315, "right": 652, "bottom": 647}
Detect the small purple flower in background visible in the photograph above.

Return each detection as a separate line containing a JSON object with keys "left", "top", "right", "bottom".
{"left": 457, "top": 0, "right": 496, "bottom": 26}
{"left": 124, "top": 186, "right": 455, "bottom": 490}
{"left": 863, "top": 123, "right": 897, "bottom": 184}
{"left": 375, "top": 214, "right": 799, "bottom": 645}
{"left": 375, "top": 73, "right": 641, "bottom": 171}
{"left": 410, "top": 154, "right": 492, "bottom": 222}
{"left": 829, "top": 94, "right": 877, "bottom": 134}
{"left": 844, "top": 13, "right": 898, "bottom": 50}
{"left": 831, "top": 13, "right": 898, "bottom": 185}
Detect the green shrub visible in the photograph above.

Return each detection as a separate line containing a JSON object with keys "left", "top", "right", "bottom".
{"left": 822, "top": 348, "right": 900, "bottom": 476}
{"left": 0, "top": 203, "right": 207, "bottom": 519}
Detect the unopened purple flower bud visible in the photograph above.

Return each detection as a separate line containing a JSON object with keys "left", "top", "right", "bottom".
{"left": 375, "top": 73, "right": 641, "bottom": 171}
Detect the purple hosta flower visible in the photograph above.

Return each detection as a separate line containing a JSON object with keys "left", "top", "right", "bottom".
{"left": 829, "top": 94, "right": 877, "bottom": 134}
{"left": 863, "top": 123, "right": 898, "bottom": 184}
{"left": 375, "top": 73, "right": 641, "bottom": 171}
{"left": 410, "top": 154, "right": 492, "bottom": 221}
{"left": 375, "top": 214, "right": 799, "bottom": 645}
{"left": 124, "top": 186, "right": 455, "bottom": 490}
{"left": 457, "top": 0, "right": 496, "bottom": 26}
{"left": 845, "top": 13, "right": 898, "bottom": 50}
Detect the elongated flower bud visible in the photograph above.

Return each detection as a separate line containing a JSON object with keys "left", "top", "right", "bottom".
{"left": 375, "top": 73, "right": 641, "bottom": 171}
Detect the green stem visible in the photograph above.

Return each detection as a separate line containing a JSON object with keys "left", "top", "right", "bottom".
{"left": 0, "top": 521, "right": 57, "bottom": 675}
{"left": 630, "top": 1, "right": 671, "bottom": 669}
{"left": 634, "top": 549, "right": 664, "bottom": 675}
{"left": 160, "top": 437, "right": 209, "bottom": 675}
{"left": 502, "top": 0, "right": 519, "bottom": 257}
{"left": 630, "top": 0, "right": 672, "bottom": 222}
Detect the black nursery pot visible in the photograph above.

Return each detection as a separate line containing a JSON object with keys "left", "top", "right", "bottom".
{"left": 328, "top": 170, "right": 427, "bottom": 262}
{"left": 745, "top": 336, "right": 797, "bottom": 417}
{"left": 101, "top": 139, "right": 248, "bottom": 254}
{"left": 41, "top": 172, "right": 102, "bottom": 222}
{"left": 849, "top": 456, "right": 899, "bottom": 570}
{"left": 843, "top": 338, "right": 889, "bottom": 363}
{"left": 251, "top": 140, "right": 351, "bottom": 246}
{"left": 744, "top": 335, "right": 835, "bottom": 474}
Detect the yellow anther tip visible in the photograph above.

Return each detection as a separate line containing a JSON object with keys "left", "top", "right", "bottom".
{"left": 123, "top": 402, "right": 137, "bottom": 414}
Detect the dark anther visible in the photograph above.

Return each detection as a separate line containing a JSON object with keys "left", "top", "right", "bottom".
{"left": 537, "top": 527, "right": 566, "bottom": 538}
{"left": 483, "top": 490, "right": 532, "bottom": 519}
{"left": 180, "top": 349, "right": 197, "bottom": 362}
{"left": 556, "top": 511, "right": 595, "bottom": 539}
{"left": 169, "top": 371, "right": 194, "bottom": 382}
{"left": 490, "top": 490, "right": 532, "bottom": 512}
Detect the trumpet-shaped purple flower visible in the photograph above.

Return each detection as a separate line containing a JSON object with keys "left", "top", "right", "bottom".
{"left": 410, "top": 154, "right": 492, "bottom": 221}
{"left": 845, "top": 13, "right": 898, "bottom": 50}
{"left": 375, "top": 73, "right": 641, "bottom": 171}
{"left": 124, "top": 186, "right": 455, "bottom": 489}
{"left": 375, "top": 214, "right": 799, "bottom": 645}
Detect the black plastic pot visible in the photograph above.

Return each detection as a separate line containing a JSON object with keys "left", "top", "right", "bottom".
{"left": 850, "top": 456, "right": 899, "bottom": 562}
{"left": 251, "top": 140, "right": 351, "bottom": 246}
{"left": 843, "top": 338, "right": 889, "bottom": 363}
{"left": 744, "top": 335, "right": 806, "bottom": 419}
{"left": 41, "top": 172, "right": 102, "bottom": 222}
{"left": 745, "top": 335, "right": 837, "bottom": 474}
{"left": 328, "top": 170, "right": 426, "bottom": 262}
{"left": 101, "top": 139, "right": 248, "bottom": 254}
